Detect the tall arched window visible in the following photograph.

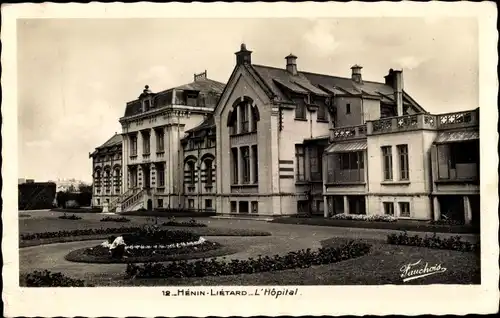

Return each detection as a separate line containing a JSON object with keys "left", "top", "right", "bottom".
{"left": 104, "top": 169, "right": 111, "bottom": 193}
{"left": 187, "top": 161, "right": 196, "bottom": 185}
{"left": 94, "top": 169, "right": 102, "bottom": 193}
{"left": 113, "top": 167, "right": 121, "bottom": 194}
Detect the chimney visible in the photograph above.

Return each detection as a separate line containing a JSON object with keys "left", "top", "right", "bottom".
{"left": 235, "top": 43, "right": 252, "bottom": 65}
{"left": 384, "top": 69, "right": 404, "bottom": 116}
{"left": 194, "top": 70, "right": 207, "bottom": 82}
{"left": 350, "top": 65, "right": 363, "bottom": 84}
{"left": 285, "top": 54, "right": 298, "bottom": 75}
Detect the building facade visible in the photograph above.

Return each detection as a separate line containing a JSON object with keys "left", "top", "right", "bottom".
{"left": 91, "top": 44, "right": 479, "bottom": 224}
{"left": 89, "top": 133, "right": 123, "bottom": 208}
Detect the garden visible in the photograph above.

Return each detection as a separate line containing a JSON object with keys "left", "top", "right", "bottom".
{"left": 19, "top": 211, "right": 481, "bottom": 287}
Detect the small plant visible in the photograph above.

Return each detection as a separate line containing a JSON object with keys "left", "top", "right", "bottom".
{"left": 25, "top": 270, "right": 86, "bottom": 287}
{"left": 58, "top": 213, "right": 82, "bottom": 220}
{"left": 331, "top": 214, "right": 397, "bottom": 222}
{"left": 100, "top": 216, "right": 131, "bottom": 223}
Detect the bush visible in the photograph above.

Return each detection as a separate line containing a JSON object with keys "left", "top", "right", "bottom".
{"left": 429, "top": 219, "right": 465, "bottom": 226}
{"left": 25, "top": 270, "right": 87, "bottom": 287}
{"left": 387, "top": 231, "right": 479, "bottom": 252}
{"left": 65, "top": 200, "right": 80, "bottom": 209}
{"left": 122, "top": 229, "right": 201, "bottom": 246}
{"left": 125, "top": 240, "right": 371, "bottom": 278}
{"left": 331, "top": 214, "right": 397, "bottom": 222}
{"left": 20, "top": 226, "right": 143, "bottom": 241}
{"left": 162, "top": 218, "right": 207, "bottom": 227}
{"left": 100, "top": 216, "right": 131, "bottom": 223}
{"left": 58, "top": 213, "right": 82, "bottom": 220}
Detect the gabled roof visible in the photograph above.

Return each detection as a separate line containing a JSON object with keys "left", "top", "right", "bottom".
{"left": 98, "top": 133, "right": 122, "bottom": 149}
{"left": 249, "top": 64, "right": 426, "bottom": 113}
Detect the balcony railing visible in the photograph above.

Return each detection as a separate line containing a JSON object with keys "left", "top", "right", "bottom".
{"left": 330, "top": 124, "right": 366, "bottom": 141}
{"left": 327, "top": 169, "right": 365, "bottom": 184}
{"left": 436, "top": 109, "right": 479, "bottom": 129}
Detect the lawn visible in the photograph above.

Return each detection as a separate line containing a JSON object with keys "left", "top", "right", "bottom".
{"left": 19, "top": 212, "right": 481, "bottom": 286}
{"left": 271, "top": 216, "right": 479, "bottom": 234}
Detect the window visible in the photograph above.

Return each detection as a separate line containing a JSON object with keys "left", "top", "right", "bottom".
{"left": 241, "top": 147, "right": 250, "bottom": 184}
{"left": 156, "top": 129, "right": 165, "bottom": 152}
{"left": 439, "top": 141, "right": 479, "bottom": 180}
{"left": 231, "top": 148, "right": 239, "bottom": 184}
{"left": 142, "top": 132, "right": 150, "bottom": 154}
{"left": 250, "top": 106, "right": 258, "bottom": 132}
{"left": 297, "top": 200, "right": 309, "bottom": 214}
{"left": 205, "top": 159, "right": 213, "bottom": 187}
{"left": 399, "top": 202, "right": 410, "bottom": 217}
{"left": 240, "top": 103, "right": 249, "bottom": 133}
{"left": 207, "top": 138, "right": 216, "bottom": 148}
{"left": 397, "top": 144, "right": 409, "bottom": 180}
{"left": 252, "top": 145, "right": 258, "bottom": 183}
{"left": 188, "top": 199, "right": 195, "bottom": 209}
{"left": 205, "top": 199, "right": 213, "bottom": 210}
{"left": 130, "top": 135, "right": 138, "bottom": 156}
{"left": 317, "top": 104, "right": 327, "bottom": 121}
{"left": 383, "top": 202, "right": 394, "bottom": 215}
{"left": 187, "top": 161, "right": 196, "bottom": 185}
{"left": 309, "top": 146, "right": 325, "bottom": 181}
{"left": 381, "top": 146, "right": 393, "bottom": 180}
{"left": 251, "top": 201, "right": 258, "bottom": 214}
{"left": 346, "top": 103, "right": 351, "bottom": 114}
{"left": 239, "top": 201, "right": 249, "bottom": 214}
{"left": 157, "top": 199, "right": 163, "bottom": 208}
{"left": 295, "top": 101, "right": 306, "bottom": 119}
{"left": 96, "top": 199, "right": 100, "bottom": 206}
{"left": 295, "top": 145, "right": 305, "bottom": 181}
{"left": 230, "top": 201, "right": 237, "bottom": 213}
{"left": 157, "top": 164, "right": 165, "bottom": 187}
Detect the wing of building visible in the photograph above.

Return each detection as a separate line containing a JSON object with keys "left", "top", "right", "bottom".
{"left": 90, "top": 45, "right": 479, "bottom": 226}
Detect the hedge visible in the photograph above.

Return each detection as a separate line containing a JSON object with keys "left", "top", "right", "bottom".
{"left": 100, "top": 216, "right": 131, "bottom": 223}
{"left": 20, "top": 227, "right": 143, "bottom": 241}
{"left": 126, "top": 240, "right": 371, "bottom": 278}
{"left": 25, "top": 270, "right": 89, "bottom": 287}
{"left": 387, "top": 231, "right": 479, "bottom": 252}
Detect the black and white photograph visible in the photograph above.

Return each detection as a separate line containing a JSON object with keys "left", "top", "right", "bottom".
{"left": 2, "top": 2, "right": 498, "bottom": 317}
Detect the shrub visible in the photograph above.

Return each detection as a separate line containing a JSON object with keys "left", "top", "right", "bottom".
{"left": 58, "top": 213, "right": 82, "bottom": 220}
{"left": 162, "top": 218, "right": 207, "bottom": 228}
{"left": 100, "top": 216, "right": 131, "bottom": 223}
{"left": 125, "top": 240, "right": 371, "bottom": 278}
{"left": 20, "top": 226, "right": 143, "bottom": 241}
{"left": 25, "top": 270, "right": 87, "bottom": 287}
{"left": 122, "top": 229, "right": 201, "bottom": 246}
{"left": 387, "top": 231, "right": 479, "bottom": 252}
{"left": 65, "top": 200, "right": 80, "bottom": 209}
{"left": 429, "top": 219, "right": 465, "bottom": 226}
{"left": 331, "top": 214, "right": 397, "bottom": 222}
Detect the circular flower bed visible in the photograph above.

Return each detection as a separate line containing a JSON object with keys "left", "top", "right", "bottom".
{"left": 65, "top": 227, "right": 237, "bottom": 263}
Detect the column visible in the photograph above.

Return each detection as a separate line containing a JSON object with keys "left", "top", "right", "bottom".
{"left": 365, "top": 196, "right": 369, "bottom": 215}
{"left": 463, "top": 196, "right": 472, "bottom": 225}
{"left": 151, "top": 128, "right": 157, "bottom": 156}
{"left": 323, "top": 195, "right": 329, "bottom": 218}
{"left": 343, "top": 195, "right": 350, "bottom": 215}
{"left": 433, "top": 196, "right": 441, "bottom": 221}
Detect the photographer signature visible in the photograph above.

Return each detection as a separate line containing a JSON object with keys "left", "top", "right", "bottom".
{"left": 400, "top": 259, "right": 447, "bottom": 282}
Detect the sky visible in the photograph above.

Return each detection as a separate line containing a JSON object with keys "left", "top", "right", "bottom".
{"left": 17, "top": 17, "right": 478, "bottom": 183}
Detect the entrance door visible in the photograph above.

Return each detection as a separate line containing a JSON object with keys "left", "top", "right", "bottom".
{"left": 147, "top": 199, "right": 153, "bottom": 211}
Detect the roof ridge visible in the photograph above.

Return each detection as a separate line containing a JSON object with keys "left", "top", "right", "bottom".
{"left": 252, "top": 63, "right": 389, "bottom": 86}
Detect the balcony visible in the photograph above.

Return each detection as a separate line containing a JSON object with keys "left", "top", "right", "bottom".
{"left": 330, "top": 124, "right": 366, "bottom": 141}
{"left": 327, "top": 169, "right": 365, "bottom": 184}
{"left": 366, "top": 109, "right": 479, "bottom": 135}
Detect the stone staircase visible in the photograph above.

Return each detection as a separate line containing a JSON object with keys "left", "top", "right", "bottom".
{"left": 120, "top": 189, "right": 146, "bottom": 212}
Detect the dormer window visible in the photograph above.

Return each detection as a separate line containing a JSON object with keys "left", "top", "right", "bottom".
{"left": 143, "top": 99, "right": 151, "bottom": 112}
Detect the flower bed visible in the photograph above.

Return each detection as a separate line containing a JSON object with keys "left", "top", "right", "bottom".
{"left": 125, "top": 240, "right": 372, "bottom": 278}
{"left": 331, "top": 214, "right": 397, "bottom": 222}
{"left": 20, "top": 226, "right": 143, "bottom": 241}
{"left": 25, "top": 270, "right": 89, "bottom": 287}
{"left": 162, "top": 217, "right": 206, "bottom": 228}
{"left": 387, "top": 231, "right": 479, "bottom": 252}
{"left": 65, "top": 240, "right": 233, "bottom": 264}
{"left": 121, "top": 228, "right": 201, "bottom": 246}
{"left": 58, "top": 214, "right": 82, "bottom": 220}
{"left": 100, "top": 216, "right": 131, "bottom": 223}
{"left": 429, "top": 219, "right": 464, "bottom": 226}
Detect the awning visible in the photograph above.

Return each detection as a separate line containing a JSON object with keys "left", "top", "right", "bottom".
{"left": 326, "top": 141, "right": 367, "bottom": 153}
{"left": 434, "top": 130, "right": 479, "bottom": 144}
